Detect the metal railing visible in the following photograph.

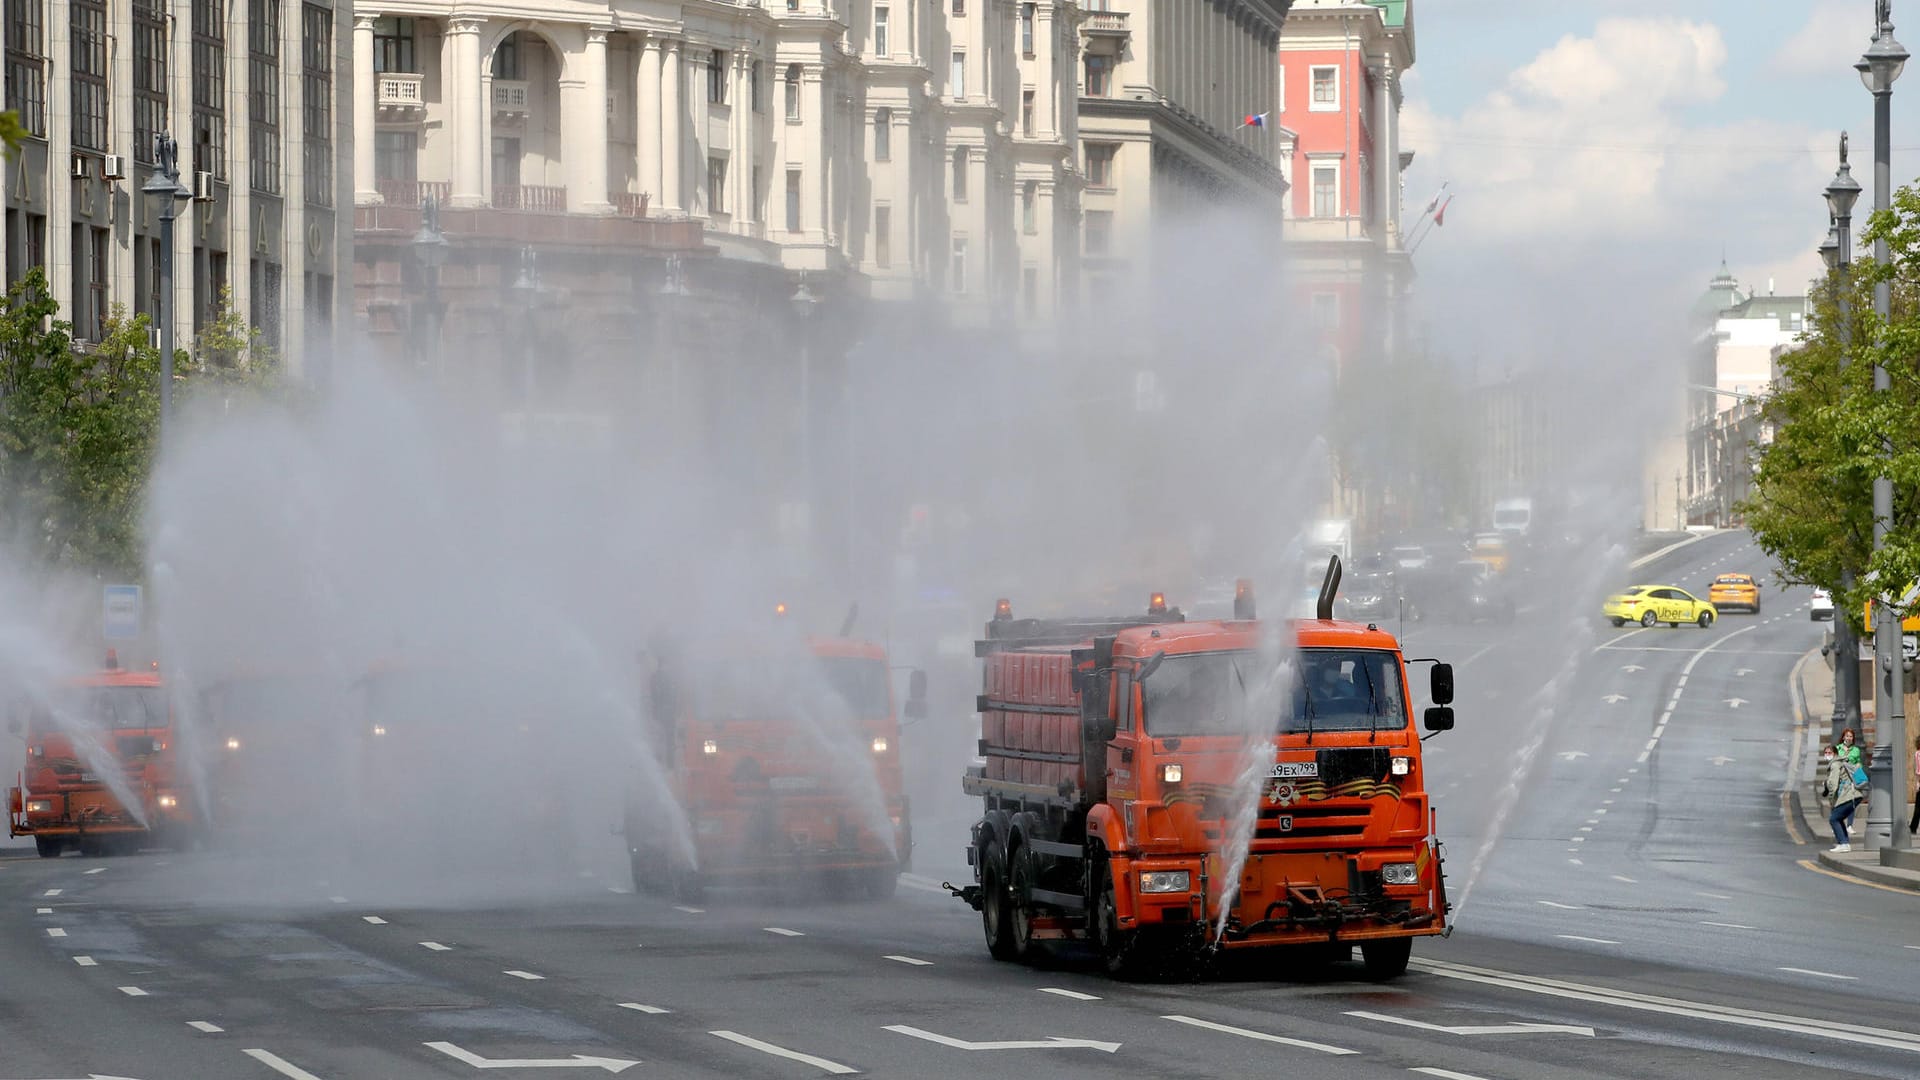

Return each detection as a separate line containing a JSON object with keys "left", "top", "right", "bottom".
{"left": 1083, "top": 11, "right": 1128, "bottom": 33}
{"left": 377, "top": 72, "right": 424, "bottom": 110}
{"left": 492, "top": 184, "right": 567, "bottom": 212}
{"left": 375, "top": 179, "right": 450, "bottom": 207}
{"left": 614, "top": 192, "right": 651, "bottom": 217}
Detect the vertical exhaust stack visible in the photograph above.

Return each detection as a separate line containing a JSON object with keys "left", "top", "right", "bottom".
{"left": 1315, "top": 555, "right": 1343, "bottom": 621}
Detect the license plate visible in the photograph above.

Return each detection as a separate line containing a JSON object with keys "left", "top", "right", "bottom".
{"left": 1270, "top": 761, "right": 1318, "bottom": 779}
{"left": 79, "top": 772, "right": 97, "bottom": 782}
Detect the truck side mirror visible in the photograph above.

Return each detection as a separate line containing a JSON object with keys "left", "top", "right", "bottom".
{"left": 1430, "top": 662, "right": 1455, "bottom": 706}
{"left": 1423, "top": 705, "right": 1455, "bottom": 733}
{"left": 903, "top": 669, "right": 928, "bottom": 721}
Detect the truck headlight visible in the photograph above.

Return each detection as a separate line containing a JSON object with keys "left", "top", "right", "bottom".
{"left": 1139, "top": 870, "right": 1190, "bottom": 893}
{"left": 1161, "top": 763, "right": 1183, "bottom": 783}
{"left": 156, "top": 794, "right": 179, "bottom": 809}
{"left": 226, "top": 737, "right": 242, "bottom": 751}
{"left": 702, "top": 739, "right": 719, "bottom": 755}
{"left": 26, "top": 798, "right": 52, "bottom": 813}
{"left": 372, "top": 724, "right": 388, "bottom": 737}
{"left": 1381, "top": 862, "right": 1419, "bottom": 885}
{"left": 871, "top": 737, "right": 889, "bottom": 754}
{"left": 1390, "top": 756, "right": 1411, "bottom": 776}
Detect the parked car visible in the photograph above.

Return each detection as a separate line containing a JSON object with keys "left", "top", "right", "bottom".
{"left": 1810, "top": 588, "right": 1835, "bottom": 621}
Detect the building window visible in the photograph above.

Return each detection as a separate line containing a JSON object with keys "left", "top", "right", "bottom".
{"left": 1311, "top": 164, "right": 1337, "bottom": 217}
{"left": 785, "top": 63, "right": 801, "bottom": 121}
{"left": 492, "top": 32, "right": 521, "bottom": 80}
{"left": 1021, "top": 181, "right": 1036, "bottom": 235}
{"left": 81, "top": 226, "right": 109, "bottom": 340}
{"left": 1085, "top": 54, "right": 1113, "bottom": 98}
{"left": 875, "top": 6, "right": 889, "bottom": 57}
{"left": 708, "top": 155, "right": 727, "bottom": 214}
{"left": 952, "top": 0, "right": 964, "bottom": 14}
{"left": 192, "top": 0, "right": 226, "bottom": 179}
{"left": 1085, "top": 210, "right": 1112, "bottom": 256}
{"left": 249, "top": 0, "right": 283, "bottom": 195}
{"left": 133, "top": 0, "right": 168, "bottom": 164}
{"left": 951, "top": 51, "right": 965, "bottom": 99}
{"left": 1311, "top": 65, "right": 1338, "bottom": 111}
{"left": 375, "top": 129, "right": 417, "bottom": 198}
{"left": 4, "top": 0, "right": 46, "bottom": 138}
{"left": 5, "top": 208, "right": 45, "bottom": 289}
{"left": 69, "top": 0, "right": 107, "bottom": 153}
{"left": 950, "top": 236, "right": 966, "bottom": 293}
{"left": 303, "top": 3, "right": 333, "bottom": 206}
{"left": 874, "top": 205, "right": 891, "bottom": 268}
{"left": 785, "top": 168, "right": 802, "bottom": 232}
{"left": 1311, "top": 292, "right": 1340, "bottom": 331}
{"left": 788, "top": 0, "right": 798, "bottom": 8}
{"left": 952, "top": 147, "right": 968, "bottom": 202}
{"left": 1085, "top": 142, "right": 1116, "bottom": 188}
{"left": 752, "top": 61, "right": 763, "bottom": 112}
{"left": 373, "top": 16, "right": 415, "bottom": 73}
{"left": 708, "top": 49, "right": 727, "bottom": 104}
{"left": 252, "top": 258, "right": 283, "bottom": 350}
{"left": 138, "top": 236, "right": 163, "bottom": 322}
{"left": 1022, "top": 4, "right": 1035, "bottom": 56}
{"left": 873, "top": 108, "right": 891, "bottom": 161}
{"left": 1021, "top": 89, "right": 1035, "bottom": 136}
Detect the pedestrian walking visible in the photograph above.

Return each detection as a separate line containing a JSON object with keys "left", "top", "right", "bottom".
{"left": 1822, "top": 744, "right": 1867, "bottom": 853}
{"left": 1837, "top": 728, "right": 1863, "bottom": 766}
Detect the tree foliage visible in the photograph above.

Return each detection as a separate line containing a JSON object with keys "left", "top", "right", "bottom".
{"left": 1743, "top": 179, "right": 1920, "bottom": 625}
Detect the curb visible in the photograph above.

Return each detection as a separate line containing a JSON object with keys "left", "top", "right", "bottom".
{"left": 1628, "top": 530, "right": 1717, "bottom": 571}
{"left": 1813, "top": 849, "right": 1920, "bottom": 891}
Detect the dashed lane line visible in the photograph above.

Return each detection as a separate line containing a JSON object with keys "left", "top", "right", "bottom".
{"left": 118, "top": 986, "right": 148, "bottom": 996}
{"left": 1538, "top": 900, "right": 1583, "bottom": 910}
{"left": 74, "top": 956, "right": 96, "bottom": 966}
{"left": 45, "top": 927, "right": 65, "bottom": 937}
{"left": 1780, "top": 966, "right": 1856, "bottom": 981}
{"left": 1161, "top": 1015, "right": 1357, "bottom": 1055}
{"left": 83, "top": 866, "right": 105, "bottom": 875}
{"left": 1039, "top": 987, "right": 1100, "bottom": 1000}
{"left": 1556, "top": 935, "right": 1621, "bottom": 945}
{"left": 43, "top": 889, "right": 60, "bottom": 897}
{"left": 763, "top": 927, "right": 805, "bottom": 937}
{"left": 188, "top": 1021, "right": 224, "bottom": 1033}
{"left": 243, "top": 1048, "right": 328, "bottom": 1080}
{"left": 419, "top": 941, "right": 451, "bottom": 951}
{"left": 619, "top": 1003, "right": 671, "bottom": 1014}
{"left": 1696, "top": 891, "right": 1734, "bottom": 900}
{"left": 674, "top": 905, "right": 705, "bottom": 914}
{"left": 884, "top": 955, "right": 934, "bottom": 966}
{"left": 1611, "top": 875, "right": 1636, "bottom": 884}
{"left": 503, "top": 970, "right": 545, "bottom": 980}
{"left": 710, "top": 1030, "right": 858, "bottom": 1075}
{"left": 1412, "top": 1069, "right": 1496, "bottom": 1080}
{"left": 35, "top": 907, "right": 51, "bottom": 914}
{"left": 361, "top": 916, "right": 387, "bottom": 925}
{"left": 1701, "top": 921, "right": 1759, "bottom": 930}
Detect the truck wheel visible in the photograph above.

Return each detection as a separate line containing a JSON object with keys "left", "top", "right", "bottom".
{"left": 1095, "top": 876, "right": 1144, "bottom": 978}
{"left": 867, "top": 869, "right": 899, "bottom": 901}
{"left": 669, "top": 856, "right": 705, "bottom": 905}
{"left": 980, "top": 847, "right": 1018, "bottom": 961}
{"left": 1360, "top": 937, "right": 1412, "bottom": 980}
{"left": 1008, "top": 845, "right": 1041, "bottom": 961}
{"left": 628, "top": 845, "right": 663, "bottom": 895}
{"left": 34, "top": 837, "right": 62, "bottom": 858}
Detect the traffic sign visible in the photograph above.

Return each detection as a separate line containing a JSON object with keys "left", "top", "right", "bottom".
{"left": 102, "top": 585, "right": 141, "bottom": 641}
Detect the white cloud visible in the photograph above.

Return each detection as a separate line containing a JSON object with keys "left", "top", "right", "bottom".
{"left": 1769, "top": 0, "right": 1869, "bottom": 78}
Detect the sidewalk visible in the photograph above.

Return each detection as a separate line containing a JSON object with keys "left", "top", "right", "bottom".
{"left": 1789, "top": 649, "right": 1920, "bottom": 892}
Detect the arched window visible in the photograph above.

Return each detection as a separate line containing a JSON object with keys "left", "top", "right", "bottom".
{"left": 784, "top": 63, "right": 801, "bottom": 121}
{"left": 873, "top": 108, "right": 891, "bottom": 161}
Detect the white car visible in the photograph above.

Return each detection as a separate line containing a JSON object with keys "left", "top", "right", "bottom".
{"left": 1810, "top": 589, "right": 1835, "bottom": 621}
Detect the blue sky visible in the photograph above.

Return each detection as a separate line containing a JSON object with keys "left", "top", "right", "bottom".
{"left": 1395, "top": 1, "right": 1918, "bottom": 371}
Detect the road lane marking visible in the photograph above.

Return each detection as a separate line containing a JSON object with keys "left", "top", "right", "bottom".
{"left": 1637, "top": 625, "right": 1758, "bottom": 763}
{"left": 419, "top": 941, "right": 450, "bottom": 950}
{"left": 424, "top": 1041, "right": 639, "bottom": 1072}
{"left": 244, "top": 1048, "right": 328, "bottom": 1080}
{"left": 885, "top": 955, "right": 933, "bottom": 966}
{"left": 119, "top": 985, "right": 148, "bottom": 996}
{"left": 189, "top": 1020, "right": 224, "bottom": 1033}
{"left": 1411, "top": 958, "right": 1920, "bottom": 1053}
{"left": 504, "top": 969, "right": 545, "bottom": 980}
{"left": 619, "top": 1003, "right": 671, "bottom": 1014}
{"left": 1611, "top": 875, "right": 1636, "bottom": 883}
{"left": 1161, "top": 1014, "right": 1356, "bottom": 1054}
{"left": 1696, "top": 891, "right": 1733, "bottom": 900}
{"left": 74, "top": 955, "right": 96, "bottom": 966}
{"left": 1346, "top": 1010, "right": 1595, "bottom": 1037}
{"left": 35, "top": 907, "right": 51, "bottom": 914}
{"left": 1556, "top": 935, "right": 1620, "bottom": 945}
{"left": 711, "top": 1030, "right": 858, "bottom": 1073}
{"left": 83, "top": 867, "right": 105, "bottom": 875}
{"left": 673, "top": 905, "right": 705, "bottom": 914}
{"left": 361, "top": 916, "right": 387, "bottom": 925}
{"left": 1413, "top": 1070, "right": 1495, "bottom": 1080}
{"left": 1537, "top": 900, "right": 1582, "bottom": 910}
{"left": 1566, "top": 858, "right": 1583, "bottom": 865}
{"left": 1039, "top": 987, "right": 1100, "bottom": 1000}
{"left": 43, "top": 889, "right": 60, "bottom": 896}
{"left": 46, "top": 927, "right": 66, "bottom": 937}
{"left": 886, "top": 1025, "right": 1120, "bottom": 1053}
{"left": 1701, "top": 921, "right": 1758, "bottom": 930}
{"left": 763, "top": 927, "right": 804, "bottom": 937}
{"left": 326, "top": 896, "right": 347, "bottom": 904}
{"left": 1780, "top": 966, "right": 1855, "bottom": 980}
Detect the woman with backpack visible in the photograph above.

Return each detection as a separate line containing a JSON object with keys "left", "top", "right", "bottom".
{"left": 1823, "top": 740, "right": 1869, "bottom": 853}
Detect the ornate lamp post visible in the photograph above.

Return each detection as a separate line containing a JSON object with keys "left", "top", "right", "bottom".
{"left": 140, "top": 134, "right": 193, "bottom": 445}
{"left": 1823, "top": 135, "right": 1863, "bottom": 749}
{"left": 412, "top": 197, "right": 449, "bottom": 373}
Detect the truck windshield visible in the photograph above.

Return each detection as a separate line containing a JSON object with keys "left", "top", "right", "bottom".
{"left": 818, "top": 657, "right": 891, "bottom": 719}
{"left": 1140, "top": 649, "right": 1408, "bottom": 737}
{"left": 40, "top": 686, "right": 169, "bottom": 730}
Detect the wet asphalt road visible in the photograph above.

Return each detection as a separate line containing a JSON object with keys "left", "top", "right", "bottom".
{"left": 4, "top": 530, "right": 1919, "bottom": 1079}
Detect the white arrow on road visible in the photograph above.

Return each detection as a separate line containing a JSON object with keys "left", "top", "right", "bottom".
{"left": 423, "top": 1042, "right": 639, "bottom": 1073}
{"left": 1621, "top": 664, "right": 1645, "bottom": 672}
{"left": 1344, "top": 1010, "right": 1594, "bottom": 1038}
{"left": 1602, "top": 694, "right": 1628, "bottom": 704}
{"left": 884, "top": 1025, "right": 1121, "bottom": 1053}
{"left": 1725, "top": 698, "right": 1749, "bottom": 709}
{"left": 1708, "top": 756, "right": 1737, "bottom": 766}
{"left": 1557, "top": 751, "right": 1589, "bottom": 762}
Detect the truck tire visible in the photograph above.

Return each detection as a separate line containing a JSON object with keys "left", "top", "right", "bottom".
{"left": 1094, "top": 874, "right": 1144, "bottom": 978}
{"left": 867, "top": 869, "right": 899, "bottom": 901}
{"left": 628, "top": 844, "right": 664, "bottom": 895}
{"left": 1008, "top": 845, "right": 1041, "bottom": 961}
{"left": 34, "top": 837, "right": 62, "bottom": 858}
{"left": 1360, "top": 937, "right": 1412, "bottom": 980}
{"left": 669, "top": 856, "right": 705, "bottom": 905}
{"left": 980, "top": 846, "right": 1018, "bottom": 961}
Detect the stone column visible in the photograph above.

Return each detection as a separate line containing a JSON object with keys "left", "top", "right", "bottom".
{"left": 1385, "top": 67, "right": 1401, "bottom": 241}
{"left": 1375, "top": 56, "right": 1393, "bottom": 241}
{"left": 638, "top": 36, "right": 663, "bottom": 203}
{"left": 733, "top": 51, "right": 753, "bottom": 231}
{"left": 354, "top": 13, "right": 381, "bottom": 204}
{"left": 803, "top": 67, "right": 824, "bottom": 241}
{"left": 661, "top": 39, "right": 683, "bottom": 212}
{"left": 573, "top": 27, "right": 612, "bottom": 213}
{"left": 1036, "top": 5, "right": 1055, "bottom": 136}
{"left": 450, "top": 19, "right": 486, "bottom": 207}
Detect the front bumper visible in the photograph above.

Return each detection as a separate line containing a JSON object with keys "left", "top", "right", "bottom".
{"left": 1118, "top": 847, "right": 1447, "bottom": 947}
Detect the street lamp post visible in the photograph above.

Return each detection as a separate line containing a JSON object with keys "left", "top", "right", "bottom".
{"left": 140, "top": 134, "right": 193, "bottom": 447}
{"left": 1823, "top": 137, "right": 1863, "bottom": 748}
{"left": 413, "top": 196, "right": 449, "bottom": 374}
{"left": 1859, "top": 1, "right": 1909, "bottom": 854}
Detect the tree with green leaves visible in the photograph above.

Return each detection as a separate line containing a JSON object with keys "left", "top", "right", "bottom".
{"left": 1743, "top": 179, "right": 1920, "bottom": 625}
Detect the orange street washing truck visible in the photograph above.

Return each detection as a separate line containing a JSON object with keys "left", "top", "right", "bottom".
{"left": 626, "top": 611, "right": 922, "bottom": 903}
{"left": 7, "top": 652, "right": 196, "bottom": 857}
{"left": 949, "top": 565, "right": 1456, "bottom": 979}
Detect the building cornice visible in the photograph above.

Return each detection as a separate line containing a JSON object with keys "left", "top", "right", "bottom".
{"left": 1082, "top": 95, "right": 1285, "bottom": 194}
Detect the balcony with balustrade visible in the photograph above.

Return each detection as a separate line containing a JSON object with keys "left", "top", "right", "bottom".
{"left": 493, "top": 80, "right": 531, "bottom": 119}
{"left": 377, "top": 72, "right": 426, "bottom": 119}
{"left": 1082, "top": 10, "right": 1129, "bottom": 39}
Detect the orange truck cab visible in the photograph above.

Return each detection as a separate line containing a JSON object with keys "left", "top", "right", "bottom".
{"left": 952, "top": 566, "right": 1456, "bottom": 979}
{"left": 7, "top": 655, "right": 195, "bottom": 857}
{"left": 626, "top": 630, "right": 921, "bottom": 903}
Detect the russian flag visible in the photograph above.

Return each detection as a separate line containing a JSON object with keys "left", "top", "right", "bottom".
{"left": 1240, "top": 112, "right": 1269, "bottom": 129}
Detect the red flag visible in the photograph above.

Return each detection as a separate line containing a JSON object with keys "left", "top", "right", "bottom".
{"left": 1434, "top": 195, "right": 1453, "bottom": 227}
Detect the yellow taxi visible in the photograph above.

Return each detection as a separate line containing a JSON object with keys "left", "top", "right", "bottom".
{"left": 1603, "top": 585, "right": 1717, "bottom": 628}
{"left": 1707, "top": 573, "right": 1761, "bottom": 613}
{"left": 1468, "top": 533, "right": 1509, "bottom": 575}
